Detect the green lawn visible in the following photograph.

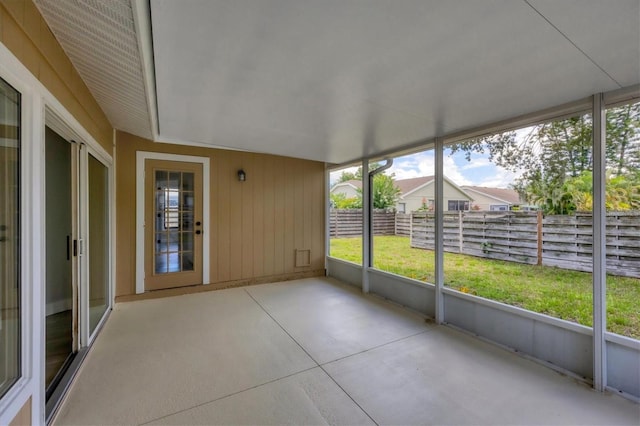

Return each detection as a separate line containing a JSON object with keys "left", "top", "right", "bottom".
{"left": 330, "top": 235, "right": 640, "bottom": 339}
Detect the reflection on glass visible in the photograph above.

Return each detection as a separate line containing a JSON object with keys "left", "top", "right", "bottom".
{"left": 153, "top": 170, "right": 196, "bottom": 274}
{"left": 88, "top": 155, "right": 109, "bottom": 335}
{"left": 0, "top": 77, "right": 20, "bottom": 398}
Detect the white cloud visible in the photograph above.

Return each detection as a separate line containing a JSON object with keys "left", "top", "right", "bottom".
{"left": 390, "top": 168, "right": 422, "bottom": 180}
{"left": 442, "top": 156, "right": 473, "bottom": 186}
{"left": 476, "top": 166, "right": 523, "bottom": 188}
{"left": 461, "top": 157, "right": 493, "bottom": 170}
{"left": 388, "top": 151, "right": 435, "bottom": 180}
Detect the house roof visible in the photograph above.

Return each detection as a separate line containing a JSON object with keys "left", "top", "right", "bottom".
{"left": 333, "top": 177, "right": 433, "bottom": 195}
{"left": 335, "top": 176, "right": 475, "bottom": 201}
{"left": 395, "top": 176, "right": 434, "bottom": 196}
{"left": 462, "top": 186, "right": 521, "bottom": 205}
{"left": 343, "top": 180, "right": 362, "bottom": 190}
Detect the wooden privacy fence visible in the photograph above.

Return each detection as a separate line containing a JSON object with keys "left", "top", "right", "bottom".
{"left": 329, "top": 210, "right": 411, "bottom": 237}
{"left": 410, "top": 211, "right": 640, "bottom": 278}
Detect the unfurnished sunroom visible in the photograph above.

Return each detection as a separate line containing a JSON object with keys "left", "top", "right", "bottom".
{"left": 0, "top": 1, "right": 639, "bottom": 424}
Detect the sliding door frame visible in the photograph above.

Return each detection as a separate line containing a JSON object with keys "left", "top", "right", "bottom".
{"left": 0, "top": 41, "right": 114, "bottom": 424}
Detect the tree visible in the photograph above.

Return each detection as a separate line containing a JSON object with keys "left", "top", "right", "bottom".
{"left": 335, "top": 170, "right": 357, "bottom": 184}
{"left": 360, "top": 173, "right": 401, "bottom": 209}
{"left": 449, "top": 102, "right": 640, "bottom": 214}
{"left": 329, "top": 192, "right": 360, "bottom": 209}
{"left": 331, "top": 163, "right": 401, "bottom": 210}
{"left": 607, "top": 103, "right": 640, "bottom": 175}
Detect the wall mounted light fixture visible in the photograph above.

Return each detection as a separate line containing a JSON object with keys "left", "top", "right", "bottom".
{"left": 237, "top": 169, "right": 246, "bottom": 182}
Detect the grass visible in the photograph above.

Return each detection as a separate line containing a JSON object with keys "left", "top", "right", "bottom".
{"left": 330, "top": 236, "right": 640, "bottom": 339}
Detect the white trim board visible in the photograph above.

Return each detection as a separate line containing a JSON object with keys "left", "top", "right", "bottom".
{"left": 135, "top": 151, "right": 211, "bottom": 294}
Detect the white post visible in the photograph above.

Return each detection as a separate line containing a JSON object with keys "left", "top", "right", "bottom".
{"left": 592, "top": 93, "right": 607, "bottom": 392}
{"left": 324, "top": 165, "right": 330, "bottom": 274}
{"left": 435, "top": 138, "right": 445, "bottom": 324}
{"left": 362, "top": 159, "right": 370, "bottom": 293}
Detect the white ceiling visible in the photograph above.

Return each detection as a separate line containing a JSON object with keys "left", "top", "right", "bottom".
{"left": 38, "top": 1, "right": 640, "bottom": 165}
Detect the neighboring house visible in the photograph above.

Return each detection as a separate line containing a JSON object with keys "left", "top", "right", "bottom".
{"left": 395, "top": 176, "right": 474, "bottom": 213}
{"left": 331, "top": 176, "right": 474, "bottom": 212}
{"left": 462, "top": 186, "right": 522, "bottom": 211}
{"left": 330, "top": 180, "right": 361, "bottom": 199}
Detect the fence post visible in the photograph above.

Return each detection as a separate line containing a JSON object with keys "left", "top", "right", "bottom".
{"left": 458, "top": 211, "right": 463, "bottom": 253}
{"left": 409, "top": 213, "right": 413, "bottom": 246}
{"left": 537, "top": 210, "right": 543, "bottom": 265}
{"left": 394, "top": 212, "right": 398, "bottom": 236}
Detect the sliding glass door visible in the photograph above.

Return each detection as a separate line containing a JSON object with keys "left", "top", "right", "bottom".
{"left": 0, "top": 77, "right": 20, "bottom": 399}
{"left": 44, "top": 127, "right": 76, "bottom": 396}
{"left": 88, "top": 154, "right": 109, "bottom": 336}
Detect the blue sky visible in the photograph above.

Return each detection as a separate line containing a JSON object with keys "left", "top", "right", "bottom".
{"left": 331, "top": 148, "right": 522, "bottom": 188}
{"left": 330, "top": 126, "right": 538, "bottom": 188}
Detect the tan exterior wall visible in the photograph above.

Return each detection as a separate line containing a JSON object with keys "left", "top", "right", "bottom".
{"left": 398, "top": 182, "right": 473, "bottom": 212}
{"left": 0, "top": 0, "right": 113, "bottom": 155}
{"left": 330, "top": 183, "right": 359, "bottom": 199}
{"left": 467, "top": 192, "right": 509, "bottom": 211}
{"left": 116, "top": 132, "right": 326, "bottom": 299}
{"left": 8, "top": 397, "right": 30, "bottom": 426}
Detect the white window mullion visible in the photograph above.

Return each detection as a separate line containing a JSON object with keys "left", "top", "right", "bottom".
{"left": 362, "top": 159, "right": 370, "bottom": 293}
{"left": 434, "top": 137, "right": 444, "bottom": 324}
{"left": 592, "top": 93, "right": 607, "bottom": 392}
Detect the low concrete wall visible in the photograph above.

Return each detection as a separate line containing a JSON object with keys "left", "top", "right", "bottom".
{"left": 326, "top": 258, "right": 640, "bottom": 400}
{"left": 443, "top": 289, "right": 592, "bottom": 380}
{"left": 368, "top": 269, "right": 435, "bottom": 318}
{"left": 326, "top": 257, "right": 362, "bottom": 288}
{"left": 606, "top": 335, "right": 640, "bottom": 400}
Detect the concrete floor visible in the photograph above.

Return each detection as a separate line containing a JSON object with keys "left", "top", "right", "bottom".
{"left": 54, "top": 277, "right": 639, "bottom": 425}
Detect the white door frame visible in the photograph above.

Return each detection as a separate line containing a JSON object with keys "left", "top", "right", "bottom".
{"left": 135, "top": 151, "right": 210, "bottom": 294}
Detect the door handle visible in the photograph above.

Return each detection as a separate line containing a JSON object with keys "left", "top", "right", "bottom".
{"left": 196, "top": 221, "right": 201, "bottom": 226}
{"left": 195, "top": 230, "right": 201, "bottom": 235}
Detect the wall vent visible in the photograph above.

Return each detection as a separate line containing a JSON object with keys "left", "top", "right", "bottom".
{"left": 295, "top": 249, "right": 311, "bottom": 268}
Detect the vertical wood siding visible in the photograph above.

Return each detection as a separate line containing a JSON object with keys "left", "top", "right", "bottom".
{"left": 115, "top": 132, "right": 326, "bottom": 298}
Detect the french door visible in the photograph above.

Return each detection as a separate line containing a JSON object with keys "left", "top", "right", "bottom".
{"left": 144, "top": 159, "right": 203, "bottom": 290}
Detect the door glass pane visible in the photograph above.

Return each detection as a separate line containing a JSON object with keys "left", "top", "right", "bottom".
{"left": 182, "top": 232, "right": 193, "bottom": 251}
{"left": 154, "top": 169, "right": 196, "bottom": 274}
{"left": 182, "top": 173, "right": 194, "bottom": 191}
{"left": 182, "top": 252, "right": 194, "bottom": 271}
{"left": 45, "top": 127, "right": 74, "bottom": 392}
{"left": 155, "top": 254, "right": 167, "bottom": 274}
{"left": 181, "top": 192, "right": 194, "bottom": 211}
{"left": 0, "top": 77, "right": 20, "bottom": 398}
{"left": 88, "top": 154, "right": 109, "bottom": 336}
{"left": 168, "top": 253, "right": 180, "bottom": 273}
